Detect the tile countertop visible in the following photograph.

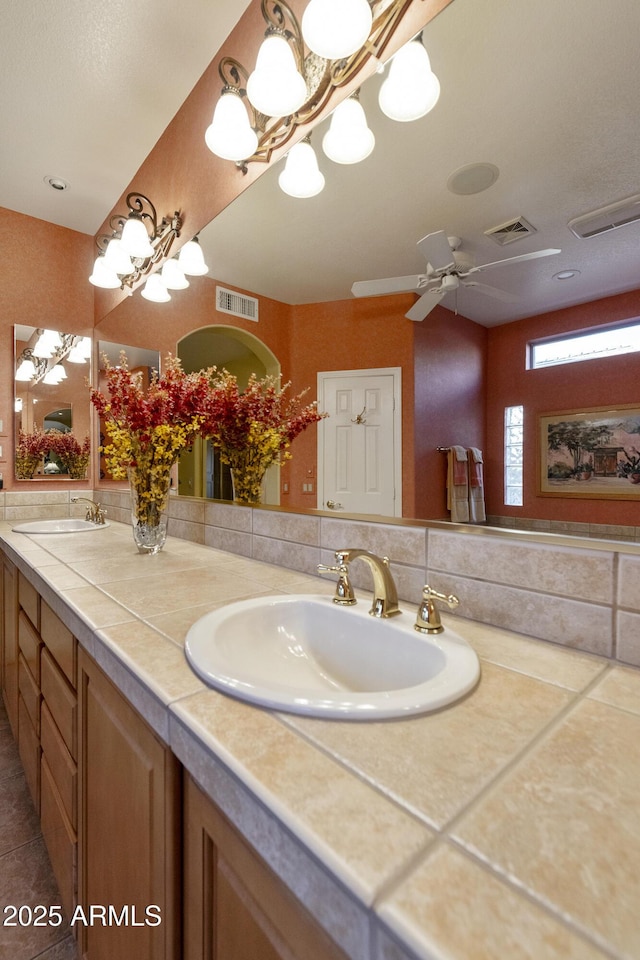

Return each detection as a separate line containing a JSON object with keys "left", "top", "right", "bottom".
{"left": 1, "top": 520, "right": 639, "bottom": 960}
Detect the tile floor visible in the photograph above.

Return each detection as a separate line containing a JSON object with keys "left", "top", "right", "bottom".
{"left": 0, "top": 695, "right": 76, "bottom": 960}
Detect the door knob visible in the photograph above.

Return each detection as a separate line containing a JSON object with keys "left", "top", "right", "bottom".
{"left": 326, "top": 499, "right": 343, "bottom": 510}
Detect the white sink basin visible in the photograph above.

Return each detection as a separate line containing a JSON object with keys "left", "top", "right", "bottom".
{"left": 185, "top": 595, "right": 480, "bottom": 719}
{"left": 12, "top": 518, "right": 110, "bottom": 534}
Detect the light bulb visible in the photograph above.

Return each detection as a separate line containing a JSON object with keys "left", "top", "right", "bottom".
{"left": 161, "top": 258, "right": 190, "bottom": 291}
{"left": 120, "top": 216, "right": 154, "bottom": 259}
{"left": 278, "top": 141, "right": 325, "bottom": 198}
{"left": 32, "top": 330, "right": 58, "bottom": 358}
{"left": 89, "top": 256, "right": 121, "bottom": 289}
{"left": 246, "top": 34, "right": 307, "bottom": 117}
{"left": 302, "top": 0, "right": 372, "bottom": 59}
{"left": 141, "top": 274, "right": 171, "bottom": 302}
{"left": 322, "top": 96, "right": 375, "bottom": 164}
{"left": 205, "top": 89, "right": 259, "bottom": 161}
{"left": 67, "top": 345, "right": 87, "bottom": 364}
{"left": 178, "top": 238, "right": 209, "bottom": 276}
{"left": 103, "top": 237, "right": 134, "bottom": 275}
{"left": 15, "top": 359, "right": 36, "bottom": 381}
{"left": 378, "top": 38, "right": 440, "bottom": 122}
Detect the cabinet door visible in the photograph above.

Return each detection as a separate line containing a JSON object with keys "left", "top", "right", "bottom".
{"left": 78, "top": 650, "right": 180, "bottom": 960}
{"left": 2, "top": 554, "right": 19, "bottom": 737}
{"left": 183, "top": 775, "right": 348, "bottom": 960}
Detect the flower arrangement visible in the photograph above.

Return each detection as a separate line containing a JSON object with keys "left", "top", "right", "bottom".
{"left": 15, "top": 429, "right": 47, "bottom": 478}
{"left": 50, "top": 432, "right": 91, "bottom": 478}
{"left": 90, "top": 353, "right": 213, "bottom": 548}
{"left": 200, "top": 370, "right": 327, "bottom": 503}
{"left": 15, "top": 429, "right": 90, "bottom": 479}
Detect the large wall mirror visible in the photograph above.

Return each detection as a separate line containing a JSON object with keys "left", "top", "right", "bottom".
{"left": 93, "top": 0, "right": 639, "bottom": 546}
{"left": 14, "top": 325, "right": 92, "bottom": 479}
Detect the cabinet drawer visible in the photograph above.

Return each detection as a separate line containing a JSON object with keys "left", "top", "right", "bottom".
{"left": 18, "top": 694, "right": 40, "bottom": 814}
{"left": 41, "top": 601, "right": 76, "bottom": 687}
{"left": 18, "top": 610, "right": 41, "bottom": 683}
{"left": 41, "top": 754, "right": 76, "bottom": 919}
{"left": 41, "top": 701, "right": 77, "bottom": 831}
{"left": 18, "top": 571, "right": 39, "bottom": 630}
{"left": 18, "top": 653, "right": 40, "bottom": 734}
{"left": 41, "top": 649, "right": 77, "bottom": 759}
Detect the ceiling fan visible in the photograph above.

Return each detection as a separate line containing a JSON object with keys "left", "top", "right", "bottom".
{"left": 351, "top": 230, "right": 561, "bottom": 321}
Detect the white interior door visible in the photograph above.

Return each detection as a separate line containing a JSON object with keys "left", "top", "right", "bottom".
{"left": 318, "top": 368, "right": 401, "bottom": 516}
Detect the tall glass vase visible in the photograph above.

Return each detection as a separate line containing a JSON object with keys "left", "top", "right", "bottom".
{"left": 128, "top": 465, "right": 170, "bottom": 554}
{"left": 230, "top": 462, "right": 267, "bottom": 504}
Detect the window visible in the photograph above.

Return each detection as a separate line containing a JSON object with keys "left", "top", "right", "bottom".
{"left": 504, "top": 405, "right": 523, "bottom": 506}
{"left": 529, "top": 321, "right": 640, "bottom": 369}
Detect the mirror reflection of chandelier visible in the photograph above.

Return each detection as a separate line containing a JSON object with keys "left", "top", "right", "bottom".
{"left": 204, "top": 0, "right": 440, "bottom": 198}
{"left": 15, "top": 329, "right": 92, "bottom": 385}
{"left": 88, "top": 193, "right": 209, "bottom": 303}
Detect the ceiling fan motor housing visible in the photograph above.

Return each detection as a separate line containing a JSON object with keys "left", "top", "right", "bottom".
{"left": 441, "top": 274, "right": 459, "bottom": 291}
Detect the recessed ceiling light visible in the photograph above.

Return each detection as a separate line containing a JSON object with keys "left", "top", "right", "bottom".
{"left": 447, "top": 162, "right": 499, "bottom": 196}
{"left": 553, "top": 269, "right": 581, "bottom": 280}
{"left": 43, "top": 175, "right": 70, "bottom": 192}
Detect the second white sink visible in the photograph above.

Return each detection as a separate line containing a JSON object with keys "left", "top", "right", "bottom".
{"left": 185, "top": 595, "right": 480, "bottom": 720}
{"left": 12, "top": 518, "right": 110, "bottom": 534}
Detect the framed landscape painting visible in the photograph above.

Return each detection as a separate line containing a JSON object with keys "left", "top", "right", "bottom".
{"left": 539, "top": 404, "right": 640, "bottom": 499}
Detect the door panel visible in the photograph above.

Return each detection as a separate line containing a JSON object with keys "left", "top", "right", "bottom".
{"left": 320, "top": 371, "right": 399, "bottom": 515}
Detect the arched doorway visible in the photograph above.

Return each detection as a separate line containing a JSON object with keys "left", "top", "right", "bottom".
{"left": 176, "top": 326, "right": 281, "bottom": 503}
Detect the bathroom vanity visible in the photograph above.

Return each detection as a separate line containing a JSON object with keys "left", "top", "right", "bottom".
{"left": 1, "top": 517, "right": 639, "bottom": 960}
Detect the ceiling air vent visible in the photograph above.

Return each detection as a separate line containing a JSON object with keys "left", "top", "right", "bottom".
{"left": 484, "top": 216, "right": 537, "bottom": 245}
{"left": 568, "top": 194, "right": 640, "bottom": 239}
{"left": 216, "top": 286, "right": 259, "bottom": 322}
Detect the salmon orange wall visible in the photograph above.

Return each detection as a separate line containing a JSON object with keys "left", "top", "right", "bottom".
{"left": 486, "top": 288, "right": 640, "bottom": 525}
{"left": 287, "top": 295, "right": 417, "bottom": 516}
{"left": 413, "top": 307, "right": 488, "bottom": 520}
{"left": 0, "top": 207, "right": 95, "bottom": 489}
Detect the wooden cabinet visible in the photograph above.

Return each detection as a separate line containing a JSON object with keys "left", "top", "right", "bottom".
{"left": 1, "top": 557, "right": 352, "bottom": 960}
{"left": 39, "top": 602, "right": 78, "bottom": 919}
{"left": 183, "top": 775, "right": 348, "bottom": 960}
{"left": 78, "top": 649, "right": 181, "bottom": 960}
{"left": 1, "top": 552, "right": 18, "bottom": 737}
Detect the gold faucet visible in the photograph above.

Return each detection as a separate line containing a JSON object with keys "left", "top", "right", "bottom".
{"left": 71, "top": 497, "right": 106, "bottom": 524}
{"left": 414, "top": 585, "right": 459, "bottom": 634}
{"left": 318, "top": 549, "right": 401, "bottom": 618}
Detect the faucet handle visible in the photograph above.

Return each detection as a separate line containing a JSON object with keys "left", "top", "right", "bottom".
{"left": 414, "top": 585, "right": 459, "bottom": 634}
{"left": 317, "top": 562, "right": 357, "bottom": 605}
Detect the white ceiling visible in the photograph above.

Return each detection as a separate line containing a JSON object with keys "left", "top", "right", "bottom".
{"left": 3, "top": 0, "right": 640, "bottom": 327}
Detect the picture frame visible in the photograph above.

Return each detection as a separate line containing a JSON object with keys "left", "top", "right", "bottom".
{"left": 539, "top": 403, "right": 640, "bottom": 499}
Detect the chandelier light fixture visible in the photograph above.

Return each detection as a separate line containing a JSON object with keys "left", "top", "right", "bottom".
{"left": 204, "top": 1, "right": 440, "bottom": 198}
{"left": 88, "top": 192, "right": 206, "bottom": 301}
{"left": 15, "top": 330, "right": 91, "bottom": 385}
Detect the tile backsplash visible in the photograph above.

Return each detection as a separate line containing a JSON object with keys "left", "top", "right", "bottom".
{"left": 5, "top": 488, "right": 639, "bottom": 669}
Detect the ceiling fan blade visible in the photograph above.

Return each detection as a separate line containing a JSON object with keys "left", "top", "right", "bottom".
{"left": 466, "top": 247, "right": 561, "bottom": 275}
{"left": 405, "top": 289, "right": 445, "bottom": 322}
{"left": 351, "top": 274, "right": 425, "bottom": 298}
{"left": 416, "top": 231, "right": 455, "bottom": 272}
{"left": 461, "top": 280, "right": 519, "bottom": 303}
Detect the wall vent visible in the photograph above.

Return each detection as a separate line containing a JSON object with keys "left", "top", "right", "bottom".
{"left": 484, "top": 216, "right": 537, "bottom": 245}
{"left": 568, "top": 194, "right": 640, "bottom": 239}
{"left": 216, "top": 286, "right": 259, "bottom": 321}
